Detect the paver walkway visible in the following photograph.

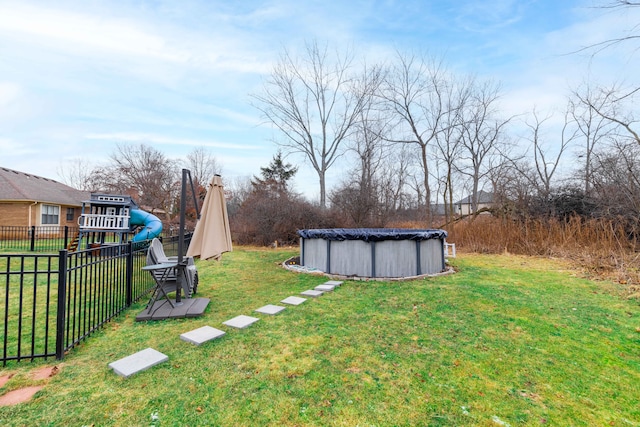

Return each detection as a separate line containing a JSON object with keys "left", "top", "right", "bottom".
{"left": 223, "top": 315, "right": 260, "bottom": 329}
{"left": 300, "top": 289, "right": 323, "bottom": 297}
{"left": 108, "top": 348, "right": 169, "bottom": 378}
{"left": 180, "top": 326, "right": 226, "bottom": 346}
{"left": 281, "top": 296, "right": 307, "bottom": 305}
{"left": 255, "top": 304, "right": 286, "bottom": 315}
{"left": 3, "top": 280, "right": 346, "bottom": 402}
{"left": 106, "top": 280, "right": 343, "bottom": 378}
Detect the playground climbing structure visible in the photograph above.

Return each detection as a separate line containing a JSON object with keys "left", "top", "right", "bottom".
{"left": 74, "top": 194, "right": 163, "bottom": 251}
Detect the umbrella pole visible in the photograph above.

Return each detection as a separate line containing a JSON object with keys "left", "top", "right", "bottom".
{"left": 176, "top": 168, "right": 189, "bottom": 304}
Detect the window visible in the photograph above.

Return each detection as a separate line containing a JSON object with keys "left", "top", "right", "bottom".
{"left": 66, "top": 207, "right": 75, "bottom": 221}
{"left": 41, "top": 205, "right": 60, "bottom": 225}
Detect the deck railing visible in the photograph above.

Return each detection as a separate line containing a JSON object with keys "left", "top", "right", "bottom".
{"left": 78, "top": 213, "right": 130, "bottom": 230}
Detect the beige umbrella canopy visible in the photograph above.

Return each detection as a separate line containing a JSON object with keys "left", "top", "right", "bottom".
{"left": 187, "top": 175, "right": 232, "bottom": 261}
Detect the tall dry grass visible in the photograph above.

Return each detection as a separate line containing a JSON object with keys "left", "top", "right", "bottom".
{"left": 443, "top": 215, "right": 640, "bottom": 296}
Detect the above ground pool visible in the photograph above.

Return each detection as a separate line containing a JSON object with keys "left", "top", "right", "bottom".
{"left": 297, "top": 228, "right": 448, "bottom": 279}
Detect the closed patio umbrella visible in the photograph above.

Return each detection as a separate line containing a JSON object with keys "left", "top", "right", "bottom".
{"left": 187, "top": 175, "right": 232, "bottom": 261}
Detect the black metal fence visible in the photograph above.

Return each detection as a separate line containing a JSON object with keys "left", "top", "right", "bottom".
{"left": 160, "top": 232, "right": 194, "bottom": 258}
{"left": 0, "top": 225, "right": 192, "bottom": 254}
{"left": 1, "top": 242, "right": 155, "bottom": 366}
{"left": 0, "top": 226, "right": 79, "bottom": 253}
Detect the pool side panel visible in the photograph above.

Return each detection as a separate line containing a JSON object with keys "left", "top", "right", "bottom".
{"left": 374, "top": 240, "right": 417, "bottom": 278}
{"left": 329, "top": 239, "right": 372, "bottom": 277}
{"left": 302, "top": 238, "right": 327, "bottom": 272}
{"left": 420, "top": 239, "right": 445, "bottom": 274}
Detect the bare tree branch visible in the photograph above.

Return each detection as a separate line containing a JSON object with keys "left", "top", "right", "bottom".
{"left": 251, "top": 40, "right": 378, "bottom": 207}
{"left": 569, "top": 1, "right": 640, "bottom": 56}
{"left": 379, "top": 51, "right": 456, "bottom": 224}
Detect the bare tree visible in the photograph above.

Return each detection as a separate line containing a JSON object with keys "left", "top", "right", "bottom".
{"left": 523, "top": 107, "right": 577, "bottom": 198}
{"left": 331, "top": 111, "right": 385, "bottom": 226}
{"left": 379, "top": 52, "right": 452, "bottom": 224}
{"left": 486, "top": 157, "right": 536, "bottom": 219}
{"left": 331, "top": 119, "right": 411, "bottom": 227}
{"left": 56, "top": 158, "right": 96, "bottom": 191}
{"left": 224, "top": 175, "right": 253, "bottom": 217}
{"left": 89, "top": 143, "right": 180, "bottom": 220}
{"left": 378, "top": 147, "right": 413, "bottom": 214}
{"left": 591, "top": 139, "right": 640, "bottom": 228}
{"left": 457, "top": 79, "right": 512, "bottom": 214}
{"left": 571, "top": 1, "right": 640, "bottom": 146}
{"left": 570, "top": 83, "right": 615, "bottom": 195}
{"left": 251, "top": 40, "right": 377, "bottom": 207}
{"left": 578, "top": 83, "right": 640, "bottom": 146}
{"left": 185, "top": 146, "right": 222, "bottom": 187}
{"left": 330, "top": 68, "right": 399, "bottom": 226}
{"left": 433, "top": 76, "right": 472, "bottom": 225}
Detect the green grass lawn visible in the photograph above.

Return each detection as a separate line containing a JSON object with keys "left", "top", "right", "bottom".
{"left": 1, "top": 247, "right": 639, "bottom": 426}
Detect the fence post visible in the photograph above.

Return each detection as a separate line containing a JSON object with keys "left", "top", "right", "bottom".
{"left": 126, "top": 242, "right": 133, "bottom": 306}
{"left": 30, "top": 226, "right": 36, "bottom": 251}
{"left": 63, "top": 226, "right": 69, "bottom": 249}
{"left": 56, "top": 250, "right": 68, "bottom": 360}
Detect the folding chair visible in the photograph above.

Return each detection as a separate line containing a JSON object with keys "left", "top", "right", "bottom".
{"left": 147, "top": 238, "right": 198, "bottom": 298}
{"left": 142, "top": 261, "right": 180, "bottom": 312}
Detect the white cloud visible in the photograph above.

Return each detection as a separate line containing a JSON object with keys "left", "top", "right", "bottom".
{"left": 0, "top": 2, "right": 275, "bottom": 79}
{"left": 0, "top": 81, "right": 49, "bottom": 126}
{"left": 0, "top": 82, "right": 21, "bottom": 107}
{"left": 85, "top": 132, "right": 261, "bottom": 150}
{"left": 452, "top": 0, "right": 526, "bottom": 33}
{"left": 0, "top": 4, "right": 187, "bottom": 62}
{"left": 0, "top": 137, "right": 35, "bottom": 156}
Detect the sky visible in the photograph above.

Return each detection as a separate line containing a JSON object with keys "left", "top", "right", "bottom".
{"left": 1, "top": 0, "right": 639, "bottom": 199}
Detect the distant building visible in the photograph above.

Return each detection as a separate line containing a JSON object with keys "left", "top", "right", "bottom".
{"left": 454, "top": 190, "right": 494, "bottom": 216}
{"left": 0, "top": 166, "right": 89, "bottom": 228}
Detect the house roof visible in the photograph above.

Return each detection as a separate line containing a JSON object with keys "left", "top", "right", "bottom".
{"left": 0, "top": 167, "right": 89, "bottom": 206}
{"left": 455, "top": 190, "right": 494, "bottom": 205}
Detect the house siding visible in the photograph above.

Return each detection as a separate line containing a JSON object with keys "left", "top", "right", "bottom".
{"left": 0, "top": 202, "right": 33, "bottom": 227}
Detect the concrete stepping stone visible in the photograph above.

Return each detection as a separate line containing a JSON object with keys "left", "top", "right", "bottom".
{"left": 281, "top": 296, "right": 307, "bottom": 306}
{"left": 180, "top": 326, "right": 226, "bottom": 346}
{"left": 255, "top": 304, "right": 286, "bottom": 315}
{"left": 300, "top": 289, "right": 324, "bottom": 298}
{"left": 323, "top": 280, "right": 343, "bottom": 287}
{"left": 315, "top": 284, "right": 336, "bottom": 292}
{"left": 223, "top": 315, "right": 260, "bottom": 329}
{"left": 108, "top": 348, "right": 168, "bottom": 378}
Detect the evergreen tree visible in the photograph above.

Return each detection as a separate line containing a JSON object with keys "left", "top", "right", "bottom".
{"left": 251, "top": 150, "right": 298, "bottom": 196}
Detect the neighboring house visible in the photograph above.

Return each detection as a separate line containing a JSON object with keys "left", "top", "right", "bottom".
{"left": 0, "top": 166, "right": 89, "bottom": 228}
{"left": 455, "top": 190, "right": 494, "bottom": 216}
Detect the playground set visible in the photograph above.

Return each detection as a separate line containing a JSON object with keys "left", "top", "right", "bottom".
{"left": 71, "top": 193, "right": 163, "bottom": 251}
{"left": 71, "top": 171, "right": 210, "bottom": 321}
